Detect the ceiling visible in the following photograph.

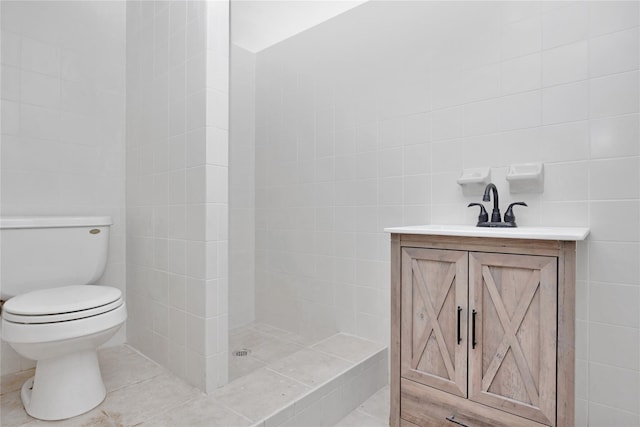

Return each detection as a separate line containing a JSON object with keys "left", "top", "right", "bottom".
{"left": 231, "top": 0, "right": 366, "bottom": 53}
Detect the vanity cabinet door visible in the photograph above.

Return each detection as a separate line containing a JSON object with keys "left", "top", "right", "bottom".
{"left": 469, "top": 252, "right": 557, "bottom": 426}
{"left": 401, "top": 248, "right": 468, "bottom": 398}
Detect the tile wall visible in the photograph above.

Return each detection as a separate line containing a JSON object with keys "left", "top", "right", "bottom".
{"left": 0, "top": 1, "right": 127, "bottom": 375}
{"left": 205, "top": 0, "right": 231, "bottom": 391}
{"left": 230, "top": 44, "right": 256, "bottom": 329}
{"left": 125, "top": 0, "right": 229, "bottom": 392}
{"left": 253, "top": 1, "right": 640, "bottom": 424}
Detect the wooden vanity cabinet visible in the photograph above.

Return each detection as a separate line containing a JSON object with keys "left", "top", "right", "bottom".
{"left": 390, "top": 234, "right": 576, "bottom": 427}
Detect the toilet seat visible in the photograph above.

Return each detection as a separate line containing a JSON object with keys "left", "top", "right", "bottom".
{"left": 2, "top": 286, "right": 123, "bottom": 324}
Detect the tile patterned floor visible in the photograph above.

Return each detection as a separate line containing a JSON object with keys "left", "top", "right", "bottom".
{"left": 1, "top": 324, "right": 389, "bottom": 427}
{"left": 229, "top": 322, "right": 327, "bottom": 381}
{"left": 220, "top": 326, "right": 388, "bottom": 425}
{"left": 1, "top": 345, "right": 238, "bottom": 427}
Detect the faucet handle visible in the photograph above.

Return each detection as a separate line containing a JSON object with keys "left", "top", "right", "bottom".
{"left": 468, "top": 203, "right": 489, "bottom": 224}
{"left": 504, "top": 202, "right": 527, "bottom": 225}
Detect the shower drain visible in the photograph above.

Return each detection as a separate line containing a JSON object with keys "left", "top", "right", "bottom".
{"left": 233, "top": 349, "right": 251, "bottom": 357}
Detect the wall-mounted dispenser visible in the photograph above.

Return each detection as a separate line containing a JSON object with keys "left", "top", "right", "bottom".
{"left": 457, "top": 167, "right": 491, "bottom": 196}
{"left": 506, "top": 163, "right": 544, "bottom": 194}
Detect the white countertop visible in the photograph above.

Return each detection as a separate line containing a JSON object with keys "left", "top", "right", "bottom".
{"left": 384, "top": 224, "right": 590, "bottom": 241}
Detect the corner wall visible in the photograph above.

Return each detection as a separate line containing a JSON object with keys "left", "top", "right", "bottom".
{"left": 125, "top": 0, "right": 229, "bottom": 392}
{"left": 204, "top": 0, "right": 231, "bottom": 391}
{"left": 229, "top": 44, "right": 256, "bottom": 329}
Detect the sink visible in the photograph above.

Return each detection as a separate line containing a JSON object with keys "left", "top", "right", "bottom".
{"left": 383, "top": 224, "right": 589, "bottom": 241}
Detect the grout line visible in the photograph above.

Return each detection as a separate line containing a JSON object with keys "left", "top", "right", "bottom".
{"left": 210, "top": 398, "right": 256, "bottom": 424}
{"left": 305, "top": 347, "right": 359, "bottom": 365}
{"left": 355, "top": 407, "right": 389, "bottom": 423}
{"left": 588, "top": 360, "right": 640, "bottom": 373}
{"left": 263, "top": 366, "right": 314, "bottom": 388}
{"left": 583, "top": 319, "right": 640, "bottom": 331}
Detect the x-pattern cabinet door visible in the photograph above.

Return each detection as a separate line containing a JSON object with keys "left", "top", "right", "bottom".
{"left": 401, "top": 247, "right": 468, "bottom": 398}
{"left": 469, "top": 252, "right": 557, "bottom": 426}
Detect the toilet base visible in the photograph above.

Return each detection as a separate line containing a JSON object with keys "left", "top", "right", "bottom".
{"left": 22, "top": 349, "right": 106, "bottom": 421}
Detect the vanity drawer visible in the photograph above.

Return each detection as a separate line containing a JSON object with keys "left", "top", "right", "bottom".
{"left": 400, "top": 378, "right": 549, "bottom": 427}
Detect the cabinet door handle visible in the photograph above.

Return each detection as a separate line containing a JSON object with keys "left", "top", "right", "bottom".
{"left": 446, "top": 415, "right": 471, "bottom": 426}
{"left": 472, "top": 309, "right": 477, "bottom": 349}
{"left": 456, "top": 306, "right": 462, "bottom": 344}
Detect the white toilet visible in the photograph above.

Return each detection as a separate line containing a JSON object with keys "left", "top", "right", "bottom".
{"left": 0, "top": 216, "right": 127, "bottom": 421}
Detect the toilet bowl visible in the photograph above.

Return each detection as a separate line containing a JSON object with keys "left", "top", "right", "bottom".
{"left": 0, "top": 216, "right": 127, "bottom": 421}
{"left": 2, "top": 285, "right": 127, "bottom": 420}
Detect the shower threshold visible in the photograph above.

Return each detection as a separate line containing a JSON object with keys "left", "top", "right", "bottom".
{"left": 219, "top": 322, "right": 388, "bottom": 427}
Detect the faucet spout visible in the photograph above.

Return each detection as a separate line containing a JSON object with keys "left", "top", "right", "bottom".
{"left": 482, "top": 183, "right": 501, "bottom": 223}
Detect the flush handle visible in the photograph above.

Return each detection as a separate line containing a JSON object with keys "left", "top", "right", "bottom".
{"left": 90, "top": 229, "right": 101, "bottom": 235}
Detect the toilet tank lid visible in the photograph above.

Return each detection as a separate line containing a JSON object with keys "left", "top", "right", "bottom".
{"left": 0, "top": 216, "right": 112, "bottom": 229}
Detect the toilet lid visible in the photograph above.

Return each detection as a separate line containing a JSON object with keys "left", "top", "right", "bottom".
{"left": 3, "top": 285, "right": 122, "bottom": 320}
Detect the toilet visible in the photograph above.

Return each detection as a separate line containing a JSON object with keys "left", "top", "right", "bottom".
{"left": 0, "top": 216, "right": 127, "bottom": 421}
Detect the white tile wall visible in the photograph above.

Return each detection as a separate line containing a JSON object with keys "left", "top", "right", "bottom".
{"left": 206, "top": 0, "right": 230, "bottom": 392}
{"left": 0, "top": 1, "right": 126, "bottom": 375}
{"left": 229, "top": 45, "right": 256, "bottom": 329}
{"left": 251, "top": 1, "right": 640, "bottom": 424}
{"left": 126, "top": 0, "right": 229, "bottom": 392}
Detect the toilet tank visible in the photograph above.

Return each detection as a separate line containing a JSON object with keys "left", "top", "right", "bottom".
{"left": 0, "top": 216, "right": 112, "bottom": 298}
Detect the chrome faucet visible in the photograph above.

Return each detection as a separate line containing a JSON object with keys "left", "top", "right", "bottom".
{"left": 467, "top": 183, "right": 527, "bottom": 228}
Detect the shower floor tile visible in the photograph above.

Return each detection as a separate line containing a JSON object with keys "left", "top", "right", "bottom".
{"left": 267, "top": 348, "right": 352, "bottom": 387}
{"left": 221, "top": 330, "right": 387, "bottom": 426}
{"left": 229, "top": 352, "right": 266, "bottom": 381}
{"left": 142, "top": 395, "right": 253, "bottom": 427}
{"left": 311, "top": 333, "right": 387, "bottom": 363}
{"left": 229, "top": 322, "right": 312, "bottom": 381}
{"left": 210, "top": 367, "right": 311, "bottom": 422}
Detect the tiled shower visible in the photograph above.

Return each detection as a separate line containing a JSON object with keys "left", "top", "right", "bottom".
{"left": 235, "top": 1, "right": 640, "bottom": 424}
{"left": 1, "top": 1, "right": 640, "bottom": 426}
{"left": 125, "top": 0, "right": 230, "bottom": 392}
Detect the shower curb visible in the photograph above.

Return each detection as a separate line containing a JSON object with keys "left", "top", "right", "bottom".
{"left": 251, "top": 346, "right": 388, "bottom": 427}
